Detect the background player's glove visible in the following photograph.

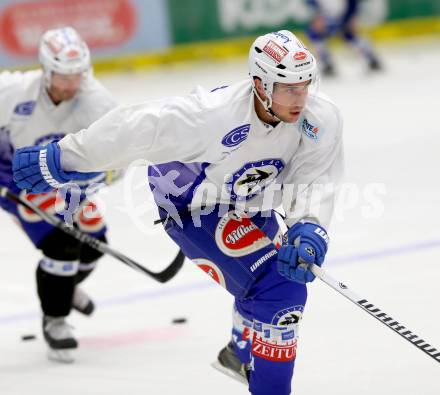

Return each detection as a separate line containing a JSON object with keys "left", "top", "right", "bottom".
{"left": 277, "top": 221, "right": 329, "bottom": 283}
{"left": 13, "top": 142, "right": 101, "bottom": 193}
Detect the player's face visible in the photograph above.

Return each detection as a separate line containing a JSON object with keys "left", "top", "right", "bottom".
{"left": 48, "top": 72, "right": 82, "bottom": 103}
{"left": 270, "top": 81, "right": 310, "bottom": 123}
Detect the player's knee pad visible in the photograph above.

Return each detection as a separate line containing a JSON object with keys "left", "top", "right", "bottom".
{"left": 38, "top": 228, "right": 81, "bottom": 261}
{"left": 38, "top": 256, "right": 79, "bottom": 277}
{"left": 79, "top": 234, "right": 106, "bottom": 264}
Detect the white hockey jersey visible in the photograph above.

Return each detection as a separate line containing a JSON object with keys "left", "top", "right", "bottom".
{"left": 0, "top": 70, "right": 117, "bottom": 148}
{"left": 0, "top": 69, "right": 117, "bottom": 189}
{"left": 59, "top": 79, "right": 344, "bottom": 228}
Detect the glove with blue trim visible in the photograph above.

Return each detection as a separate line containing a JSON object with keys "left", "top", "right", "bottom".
{"left": 277, "top": 221, "right": 329, "bottom": 283}
{"left": 13, "top": 141, "right": 101, "bottom": 193}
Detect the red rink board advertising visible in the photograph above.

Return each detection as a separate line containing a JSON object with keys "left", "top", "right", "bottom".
{"left": 0, "top": 0, "right": 136, "bottom": 56}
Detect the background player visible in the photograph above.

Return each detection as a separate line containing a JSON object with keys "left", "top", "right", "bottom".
{"left": 306, "top": 0, "right": 382, "bottom": 75}
{"left": 0, "top": 27, "right": 117, "bottom": 362}
{"left": 12, "top": 30, "right": 343, "bottom": 394}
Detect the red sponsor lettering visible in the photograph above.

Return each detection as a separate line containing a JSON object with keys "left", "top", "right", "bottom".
{"left": 262, "top": 40, "right": 288, "bottom": 63}
{"left": 66, "top": 49, "right": 79, "bottom": 59}
{"left": 293, "top": 51, "right": 307, "bottom": 61}
{"left": 17, "top": 191, "right": 58, "bottom": 222}
{"left": 48, "top": 38, "right": 62, "bottom": 54}
{"left": 0, "top": 0, "right": 136, "bottom": 56}
{"left": 25, "top": 192, "right": 56, "bottom": 213}
{"left": 252, "top": 334, "right": 297, "bottom": 362}
{"left": 215, "top": 213, "right": 271, "bottom": 257}
{"left": 242, "top": 327, "right": 251, "bottom": 341}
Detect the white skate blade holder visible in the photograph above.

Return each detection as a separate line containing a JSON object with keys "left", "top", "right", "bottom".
{"left": 47, "top": 348, "right": 75, "bottom": 364}
{"left": 211, "top": 361, "right": 247, "bottom": 385}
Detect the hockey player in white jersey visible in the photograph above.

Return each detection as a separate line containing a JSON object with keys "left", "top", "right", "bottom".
{"left": 0, "top": 27, "right": 117, "bottom": 362}
{"left": 12, "top": 30, "right": 343, "bottom": 393}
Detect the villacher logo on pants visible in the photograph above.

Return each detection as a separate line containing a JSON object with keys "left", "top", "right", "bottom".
{"left": 215, "top": 211, "right": 271, "bottom": 257}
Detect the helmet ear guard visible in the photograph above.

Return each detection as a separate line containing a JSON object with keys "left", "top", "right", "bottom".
{"left": 39, "top": 26, "right": 91, "bottom": 88}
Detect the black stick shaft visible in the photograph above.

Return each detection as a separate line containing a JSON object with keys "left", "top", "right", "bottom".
{"left": 0, "top": 187, "right": 184, "bottom": 283}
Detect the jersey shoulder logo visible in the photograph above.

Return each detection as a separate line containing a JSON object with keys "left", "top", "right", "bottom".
{"left": 13, "top": 101, "right": 36, "bottom": 116}
{"left": 300, "top": 117, "right": 323, "bottom": 142}
{"left": 221, "top": 124, "right": 250, "bottom": 147}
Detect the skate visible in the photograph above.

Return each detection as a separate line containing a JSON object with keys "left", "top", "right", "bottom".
{"left": 322, "top": 62, "right": 336, "bottom": 77}
{"left": 368, "top": 57, "right": 382, "bottom": 72}
{"left": 212, "top": 342, "right": 249, "bottom": 385}
{"left": 43, "top": 316, "right": 78, "bottom": 363}
{"left": 72, "top": 287, "right": 95, "bottom": 316}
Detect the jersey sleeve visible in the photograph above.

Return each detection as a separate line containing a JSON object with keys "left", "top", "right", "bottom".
{"left": 282, "top": 103, "right": 344, "bottom": 229}
{"left": 0, "top": 70, "right": 28, "bottom": 89}
{"left": 0, "top": 71, "right": 40, "bottom": 188}
{"left": 59, "top": 94, "right": 221, "bottom": 172}
{"left": 0, "top": 71, "right": 32, "bottom": 126}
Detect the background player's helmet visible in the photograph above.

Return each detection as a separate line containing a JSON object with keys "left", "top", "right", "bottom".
{"left": 39, "top": 27, "right": 91, "bottom": 85}
{"left": 248, "top": 30, "right": 317, "bottom": 103}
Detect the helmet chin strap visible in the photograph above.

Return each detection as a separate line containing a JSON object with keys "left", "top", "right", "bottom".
{"left": 42, "top": 68, "right": 52, "bottom": 89}
{"left": 253, "top": 86, "right": 281, "bottom": 122}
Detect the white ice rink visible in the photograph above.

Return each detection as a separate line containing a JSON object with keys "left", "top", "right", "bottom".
{"left": 1, "top": 37, "right": 440, "bottom": 395}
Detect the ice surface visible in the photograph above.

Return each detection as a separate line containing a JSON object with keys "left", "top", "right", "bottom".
{"left": 1, "top": 37, "right": 440, "bottom": 394}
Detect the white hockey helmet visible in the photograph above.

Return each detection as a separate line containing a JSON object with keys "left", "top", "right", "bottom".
{"left": 39, "top": 26, "right": 91, "bottom": 84}
{"left": 249, "top": 30, "right": 317, "bottom": 105}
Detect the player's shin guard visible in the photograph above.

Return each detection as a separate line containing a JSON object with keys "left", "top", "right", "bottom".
{"left": 249, "top": 322, "right": 298, "bottom": 395}
{"left": 36, "top": 257, "right": 79, "bottom": 317}
{"left": 72, "top": 263, "right": 96, "bottom": 315}
{"left": 72, "top": 262, "right": 96, "bottom": 315}
{"left": 72, "top": 236, "right": 105, "bottom": 315}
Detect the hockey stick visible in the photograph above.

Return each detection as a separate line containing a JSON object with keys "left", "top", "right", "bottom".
{"left": 0, "top": 186, "right": 185, "bottom": 283}
{"left": 311, "top": 264, "right": 440, "bottom": 364}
